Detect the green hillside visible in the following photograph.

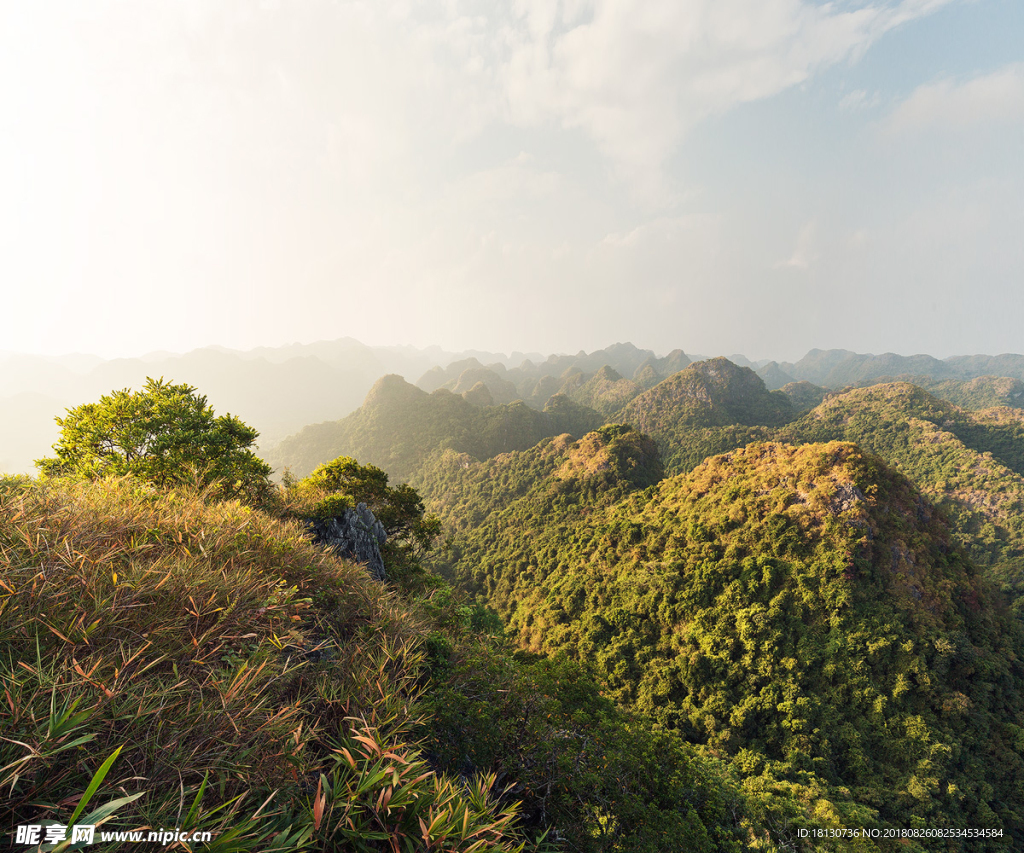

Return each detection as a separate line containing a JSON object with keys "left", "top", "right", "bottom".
{"left": 562, "top": 365, "right": 643, "bottom": 416}
{"left": 613, "top": 357, "right": 795, "bottom": 474}
{"left": 780, "top": 381, "right": 829, "bottom": 413}
{"left": 779, "top": 384, "right": 1024, "bottom": 609}
{"left": 922, "top": 376, "right": 1024, "bottom": 411}
{"left": 263, "top": 375, "right": 600, "bottom": 483}
{"left": 426, "top": 435, "right": 1024, "bottom": 847}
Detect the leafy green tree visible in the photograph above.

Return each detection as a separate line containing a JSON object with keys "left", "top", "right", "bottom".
{"left": 295, "top": 456, "right": 441, "bottom": 555}
{"left": 36, "top": 377, "right": 272, "bottom": 501}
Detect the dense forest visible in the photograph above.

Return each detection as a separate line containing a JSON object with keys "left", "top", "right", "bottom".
{"left": 5, "top": 342, "right": 1024, "bottom": 850}
{"left": 422, "top": 431, "right": 1024, "bottom": 845}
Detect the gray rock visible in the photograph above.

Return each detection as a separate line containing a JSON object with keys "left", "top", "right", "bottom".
{"left": 307, "top": 502, "right": 387, "bottom": 581}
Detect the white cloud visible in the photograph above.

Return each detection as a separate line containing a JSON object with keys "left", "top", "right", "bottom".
{"left": 451, "top": 153, "right": 565, "bottom": 205}
{"left": 497, "top": 0, "right": 957, "bottom": 197}
{"left": 0, "top": 1, "right": 956, "bottom": 217}
{"left": 882, "top": 63, "right": 1024, "bottom": 135}
{"left": 4, "top": 0, "right": 1000, "bottom": 361}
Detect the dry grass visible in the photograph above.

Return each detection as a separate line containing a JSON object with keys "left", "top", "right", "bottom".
{"left": 0, "top": 475, "right": 524, "bottom": 852}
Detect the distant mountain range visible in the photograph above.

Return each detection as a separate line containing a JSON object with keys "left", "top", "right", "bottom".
{"left": 266, "top": 349, "right": 1024, "bottom": 618}
{"left": 5, "top": 339, "right": 1024, "bottom": 476}
{"left": 0, "top": 339, "right": 542, "bottom": 475}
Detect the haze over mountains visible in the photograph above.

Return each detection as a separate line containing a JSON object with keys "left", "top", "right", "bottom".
{"left": 0, "top": 338, "right": 546, "bottom": 475}
{"left": 9, "top": 337, "right": 1024, "bottom": 479}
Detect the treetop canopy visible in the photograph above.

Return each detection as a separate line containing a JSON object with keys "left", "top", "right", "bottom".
{"left": 36, "top": 377, "right": 272, "bottom": 502}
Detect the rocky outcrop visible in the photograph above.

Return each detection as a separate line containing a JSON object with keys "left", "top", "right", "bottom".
{"left": 307, "top": 502, "right": 387, "bottom": 581}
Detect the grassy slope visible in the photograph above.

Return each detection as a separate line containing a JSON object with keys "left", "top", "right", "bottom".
{"left": 0, "top": 475, "right": 531, "bottom": 851}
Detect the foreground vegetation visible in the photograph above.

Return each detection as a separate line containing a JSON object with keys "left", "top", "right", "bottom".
{"left": 1, "top": 475, "right": 528, "bottom": 850}
{"left": 0, "top": 472, "right": 764, "bottom": 851}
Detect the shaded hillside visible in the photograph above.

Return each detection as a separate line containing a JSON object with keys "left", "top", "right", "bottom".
{"left": 540, "top": 392, "right": 606, "bottom": 437}
{"left": 922, "top": 376, "right": 1024, "bottom": 410}
{"left": 946, "top": 354, "right": 1024, "bottom": 381}
{"left": 782, "top": 349, "right": 950, "bottom": 387}
{"left": 779, "top": 383, "right": 1024, "bottom": 608}
{"left": 614, "top": 357, "right": 795, "bottom": 474}
{"left": 263, "top": 374, "right": 603, "bottom": 483}
{"left": 440, "top": 365, "right": 520, "bottom": 404}
{"left": 756, "top": 361, "right": 796, "bottom": 390}
{"left": 427, "top": 437, "right": 1024, "bottom": 845}
{"left": 812, "top": 374, "right": 1024, "bottom": 413}
{"left": 779, "top": 380, "right": 829, "bottom": 412}
{"left": 561, "top": 365, "right": 642, "bottom": 415}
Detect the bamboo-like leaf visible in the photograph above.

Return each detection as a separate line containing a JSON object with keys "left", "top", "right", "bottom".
{"left": 336, "top": 746, "right": 358, "bottom": 769}
{"left": 312, "top": 774, "right": 325, "bottom": 831}
{"left": 65, "top": 745, "right": 124, "bottom": 829}
{"left": 183, "top": 772, "right": 209, "bottom": 828}
{"left": 351, "top": 733, "right": 382, "bottom": 757}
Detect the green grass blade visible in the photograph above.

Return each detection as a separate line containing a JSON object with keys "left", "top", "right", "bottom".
{"left": 65, "top": 745, "right": 123, "bottom": 828}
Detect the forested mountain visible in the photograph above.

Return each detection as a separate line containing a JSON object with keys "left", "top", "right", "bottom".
{"left": 780, "top": 380, "right": 830, "bottom": 412}
{"left": 266, "top": 355, "right": 797, "bottom": 490}
{"left": 611, "top": 357, "right": 795, "bottom": 475}
{"left": 780, "top": 384, "right": 1024, "bottom": 610}
{"left": 267, "top": 356, "right": 787, "bottom": 488}
{"left": 262, "top": 374, "right": 606, "bottom": 482}
{"left": 755, "top": 361, "right": 797, "bottom": 390}
{"left": 912, "top": 376, "right": 1024, "bottom": 411}
{"left": 812, "top": 375, "right": 1024, "bottom": 413}
{"left": 612, "top": 358, "right": 794, "bottom": 433}
{"left": 423, "top": 431, "right": 1024, "bottom": 845}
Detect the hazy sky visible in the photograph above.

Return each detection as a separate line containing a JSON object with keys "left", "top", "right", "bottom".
{"left": 2, "top": 0, "right": 1022, "bottom": 362}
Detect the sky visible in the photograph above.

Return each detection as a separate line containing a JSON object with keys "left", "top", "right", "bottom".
{"left": 1, "top": 0, "right": 1022, "bottom": 363}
